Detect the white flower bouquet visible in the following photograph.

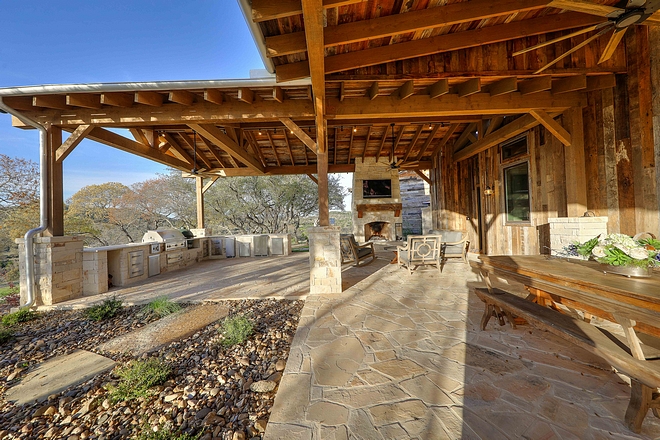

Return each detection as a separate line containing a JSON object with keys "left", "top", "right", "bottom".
{"left": 575, "top": 233, "right": 660, "bottom": 269}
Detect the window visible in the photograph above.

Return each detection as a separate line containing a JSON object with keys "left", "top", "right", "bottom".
{"left": 501, "top": 135, "right": 528, "bottom": 161}
{"left": 504, "top": 162, "right": 530, "bottom": 223}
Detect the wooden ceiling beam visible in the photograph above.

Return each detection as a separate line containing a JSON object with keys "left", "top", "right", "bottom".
{"left": 34, "top": 95, "right": 68, "bottom": 110}
{"left": 375, "top": 129, "right": 389, "bottom": 162}
{"left": 484, "top": 116, "right": 504, "bottom": 137}
{"left": 273, "top": 86, "right": 285, "bottom": 103}
{"left": 188, "top": 124, "right": 265, "bottom": 174}
{"left": 415, "top": 170, "right": 431, "bottom": 185}
{"left": 415, "top": 124, "right": 440, "bottom": 160}
{"left": 368, "top": 82, "right": 379, "bottom": 100}
{"left": 279, "top": 117, "right": 318, "bottom": 154}
{"left": 265, "top": 0, "right": 550, "bottom": 57}
{"left": 252, "top": 0, "right": 364, "bottom": 22}
{"left": 237, "top": 88, "right": 254, "bottom": 104}
{"left": 302, "top": 0, "right": 327, "bottom": 154}
{"left": 282, "top": 128, "right": 296, "bottom": 165}
{"left": 84, "top": 127, "right": 190, "bottom": 170}
{"left": 454, "top": 123, "right": 477, "bottom": 151}
{"left": 362, "top": 125, "right": 372, "bottom": 160}
{"left": 456, "top": 78, "right": 481, "bottom": 97}
{"left": 453, "top": 114, "right": 539, "bottom": 162}
{"left": 395, "top": 80, "right": 415, "bottom": 100}
{"left": 486, "top": 77, "right": 518, "bottom": 97}
{"left": 307, "top": 173, "right": 319, "bottom": 184}
{"left": 266, "top": 130, "right": 282, "bottom": 167}
{"left": 180, "top": 132, "right": 214, "bottom": 170}
{"left": 428, "top": 80, "right": 449, "bottom": 99}
{"left": 403, "top": 125, "right": 423, "bottom": 161}
{"left": 529, "top": 110, "right": 571, "bottom": 146}
{"left": 135, "top": 91, "right": 164, "bottom": 107}
{"left": 66, "top": 94, "right": 101, "bottom": 109}
{"left": 517, "top": 77, "right": 553, "bottom": 95}
{"left": 56, "top": 124, "right": 94, "bottom": 162}
{"left": 327, "top": 92, "right": 582, "bottom": 119}
{"left": 129, "top": 128, "right": 153, "bottom": 148}
{"left": 169, "top": 90, "right": 197, "bottom": 106}
{"left": 277, "top": 12, "right": 605, "bottom": 80}
{"left": 585, "top": 74, "right": 616, "bottom": 92}
{"left": 1, "top": 96, "right": 34, "bottom": 111}
{"left": 552, "top": 75, "right": 587, "bottom": 95}
{"left": 101, "top": 92, "right": 134, "bottom": 107}
{"left": 204, "top": 89, "right": 224, "bottom": 105}
{"left": 430, "top": 123, "right": 459, "bottom": 156}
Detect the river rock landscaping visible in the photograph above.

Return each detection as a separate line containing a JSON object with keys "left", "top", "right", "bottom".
{"left": 0, "top": 298, "right": 303, "bottom": 440}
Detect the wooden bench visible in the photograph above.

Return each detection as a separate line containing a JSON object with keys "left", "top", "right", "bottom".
{"left": 474, "top": 287, "right": 660, "bottom": 433}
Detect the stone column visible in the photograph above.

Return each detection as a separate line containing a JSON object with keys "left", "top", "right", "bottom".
{"left": 308, "top": 226, "right": 342, "bottom": 295}
{"left": 16, "top": 236, "right": 84, "bottom": 306}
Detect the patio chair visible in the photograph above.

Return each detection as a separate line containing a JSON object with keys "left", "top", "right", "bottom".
{"left": 396, "top": 235, "right": 442, "bottom": 274}
{"left": 429, "top": 229, "right": 470, "bottom": 263}
{"left": 340, "top": 234, "right": 376, "bottom": 266}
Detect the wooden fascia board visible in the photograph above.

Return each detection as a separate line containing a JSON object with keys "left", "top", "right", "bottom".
{"left": 265, "top": 0, "right": 550, "bottom": 57}
{"left": 277, "top": 12, "right": 605, "bottom": 80}
{"left": 83, "top": 127, "right": 191, "bottom": 170}
{"left": 206, "top": 162, "right": 431, "bottom": 176}
{"left": 453, "top": 114, "right": 539, "bottom": 162}
{"left": 326, "top": 92, "right": 584, "bottom": 119}
{"left": 56, "top": 124, "right": 94, "bottom": 162}
{"left": 20, "top": 99, "right": 315, "bottom": 127}
{"left": 188, "top": 123, "right": 265, "bottom": 174}
{"left": 529, "top": 110, "right": 572, "bottom": 146}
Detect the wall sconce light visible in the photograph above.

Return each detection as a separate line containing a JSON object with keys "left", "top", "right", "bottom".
{"left": 483, "top": 186, "right": 494, "bottom": 196}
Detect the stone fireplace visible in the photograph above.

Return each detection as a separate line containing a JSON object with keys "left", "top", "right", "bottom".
{"left": 351, "top": 157, "right": 402, "bottom": 242}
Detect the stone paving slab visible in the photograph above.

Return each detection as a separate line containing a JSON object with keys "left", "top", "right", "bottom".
{"left": 5, "top": 350, "right": 115, "bottom": 405}
{"left": 265, "top": 260, "right": 660, "bottom": 439}
{"left": 97, "top": 302, "right": 229, "bottom": 355}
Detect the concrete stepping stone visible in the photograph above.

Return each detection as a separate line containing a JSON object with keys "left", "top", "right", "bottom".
{"left": 5, "top": 350, "right": 115, "bottom": 405}
{"left": 97, "top": 302, "right": 229, "bottom": 355}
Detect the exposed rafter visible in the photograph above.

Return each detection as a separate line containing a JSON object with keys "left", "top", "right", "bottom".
{"left": 189, "top": 124, "right": 265, "bottom": 174}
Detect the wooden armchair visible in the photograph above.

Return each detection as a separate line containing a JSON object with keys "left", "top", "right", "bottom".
{"left": 340, "top": 234, "right": 376, "bottom": 266}
{"left": 429, "top": 229, "right": 470, "bottom": 263}
{"left": 397, "top": 235, "right": 442, "bottom": 274}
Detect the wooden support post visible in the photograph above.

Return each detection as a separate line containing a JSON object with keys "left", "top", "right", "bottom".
{"left": 563, "top": 107, "right": 588, "bottom": 217}
{"left": 317, "top": 148, "right": 330, "bottom": 226}
{"left": 196, "top": 176, "right": 205, "bottom": 229}
{"left": 46, "top": 126, "right": 64, "bottom": 236}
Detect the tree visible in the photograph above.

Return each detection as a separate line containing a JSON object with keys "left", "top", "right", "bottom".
{"left": 204, "top": 174, "right": 345, "bottom": 237}
{"left": 0, "top": 155, "right": 40, "bottom": 252}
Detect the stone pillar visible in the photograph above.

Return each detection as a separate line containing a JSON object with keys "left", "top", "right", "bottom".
{"left": 548, "top": 217, "right": 608, "bottom": 257}
{"left": 308, "top": 226, "right": 342, "bottom": 295}
{"left": 16, "top": 236, "right": 84, "bottom": 306}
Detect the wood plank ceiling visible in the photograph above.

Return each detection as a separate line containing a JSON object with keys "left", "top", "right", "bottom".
{"left": 1, "top": 0, "right": 654, "bottom": 176}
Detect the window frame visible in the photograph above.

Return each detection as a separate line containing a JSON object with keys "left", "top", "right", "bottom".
{"left": 499, "top": 133, "right": 532, "bottom": 226}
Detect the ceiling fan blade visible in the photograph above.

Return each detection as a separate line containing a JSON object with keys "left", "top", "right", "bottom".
{"left": 598, "top": 27, "right": 628, "bottom": 63}
{"left": 547, "top": 0, "right": 624, "bottom": 18}
{"left": 513, "top": 22, "right": 609, "bottom": 57}
{"left": 534, "top": 26, "right": 612, "bottom": 74}
{"left": 400, "top": 161, "right": 420, "bottom": 169}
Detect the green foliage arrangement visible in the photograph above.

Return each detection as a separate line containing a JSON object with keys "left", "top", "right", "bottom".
{"left": 0, "top": 328, "right": 13, "bottom": 344}
{"left": 2, "top": 308, "right": 38, "bottom": 327}
{"left": 576, "top": 233, "right": 660, "bottom": 268}
{"left": 86, "top": 296, "right": 123, "bottom": 322}
{"left": 219, "top": 314, "right": 254, "bottom": 347}
{"left": 141, "top": 296, "right": 182, "bottom": 319}
{"left": 108, "top": 358, "right": 171, "bottom": 403}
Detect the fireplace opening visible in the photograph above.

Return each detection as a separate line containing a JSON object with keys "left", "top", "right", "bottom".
{"left": 365, "top": 221, "right": 391, "bottom": 241}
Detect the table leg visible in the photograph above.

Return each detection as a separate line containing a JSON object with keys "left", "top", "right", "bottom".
{"left": 390, "top": 251, "right": 398, "bottom": 264}
{"left": 625, "top": 380, "right": 660, "bottom": 433}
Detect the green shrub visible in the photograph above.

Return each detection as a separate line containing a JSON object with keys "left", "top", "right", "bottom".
{"left": 136, "top": 425, "right": 201, "bottom": 440}
{"left": 0, "top": 328, "right": 13, "bottom": 344}
{"left": 2, "top": 308, "right": 38, "bottom": 327}
{"left": 141, "top": 296, "right": 181, "bottom": 319}
{"left": 86, "top": 296, "right": 123, "bottom": 321}
{"left": 109, "top": 358, "right": 171, "bottom": 403}
{"left": 219, "top": 314, "right": 254, "bottom": 346}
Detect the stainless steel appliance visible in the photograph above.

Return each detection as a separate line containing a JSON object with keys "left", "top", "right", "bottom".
{"left": 254, "top": 235, "right": 269, "bottom": 256}
{"left": 142, "top": 229, "right": 187, "bottom": 251}
{"left": 224, "top": 236, "right": 236, "bottom": 258}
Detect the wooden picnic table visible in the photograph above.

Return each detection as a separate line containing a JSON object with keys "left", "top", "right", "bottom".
{"left": 472, "top": 255, "right": 660, "bottom": 432}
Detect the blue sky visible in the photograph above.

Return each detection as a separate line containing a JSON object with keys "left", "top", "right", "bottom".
{"left": 0, "top": 0, "right": 266, "bottom": 199}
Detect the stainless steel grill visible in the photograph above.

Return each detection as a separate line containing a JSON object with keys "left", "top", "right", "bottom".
{"left": 142, "top": 229, "right": 187, "bottom": 251}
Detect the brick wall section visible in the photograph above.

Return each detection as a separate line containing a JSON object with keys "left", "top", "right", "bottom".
{"left": 16, "top": 236, "right": 84, "bottom": 306}
{"left": 548, "top": 217, "right": 608, "bottom": 257}
{"left": 308, "top": 226, "right": 342, "bottom": 294}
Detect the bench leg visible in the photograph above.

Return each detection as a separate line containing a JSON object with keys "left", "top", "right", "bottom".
{"left": 480, "top": 303, "right": 494, "bottom": 330}
{"left": 626, "top": 380, "right": 654, "bottom": 433}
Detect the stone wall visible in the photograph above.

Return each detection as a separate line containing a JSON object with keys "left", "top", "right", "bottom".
{"left": 308, "top": 227, "right": 341, "bottom": 294}
{"left": 399, "top": 170, "right": 430, "bottom": 236}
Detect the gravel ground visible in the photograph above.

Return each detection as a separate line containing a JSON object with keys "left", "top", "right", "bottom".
{"left": 0, "top": 299, "right": 304, "bottom": 440}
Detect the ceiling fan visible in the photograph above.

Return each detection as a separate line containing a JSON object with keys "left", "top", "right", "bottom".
{"left": 377, "top": 123, "right": 421, "bottom": 170}
{"left": 515, "top": 0, "right": 660, "bottom": 74}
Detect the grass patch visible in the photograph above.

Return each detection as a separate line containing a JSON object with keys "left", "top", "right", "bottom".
{"left": 141, "top": 296, "right": 181, "bottom": 319}
{"left": 0, "top": 286, "right": 16, "bottom": 299}
{"left": 136, "top": 425, "right": 201, "bottom": 440}
{"left": 2, "top": 308, "right": 38, "bottom": 327}
{"left": 0, "top": 328, "right": 13, "bottom": 344}
{"left": 108, "top": 358, "right": 171, "bottom": 403}
{"left": 219, "top": 314, "right": 254, "bottom": 347}
{"left": 86, "top": 296, "right": 123, "bottom": 322}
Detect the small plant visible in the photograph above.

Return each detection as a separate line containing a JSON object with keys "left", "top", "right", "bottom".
{"left": 219, "top": 314, "right": 254, "bottom": 346}
{"left": 2, "top": 308, "right": 38, "bottom": 327}
{"left": 141, "top": 296, "right": 181, "bottom": 319}
{"left": 108, "top": 358, "right": 171, "bottom": 403}
{"left": 136, "top": 424, "right": 201, "bottom": 440}
{"left": 86, "top": 296, "right": 123, "bottom": 322}
{"left": 0, "top": 328, "right": 13, "bottom": 344}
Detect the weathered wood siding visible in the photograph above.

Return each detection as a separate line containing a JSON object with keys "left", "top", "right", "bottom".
{"left": 432, "top": 28, "right": 659, "bottom": 255}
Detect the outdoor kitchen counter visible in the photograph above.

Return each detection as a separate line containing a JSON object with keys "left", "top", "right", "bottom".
{"left": 82, "top": 243, "right": 152, "bottom": 295}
